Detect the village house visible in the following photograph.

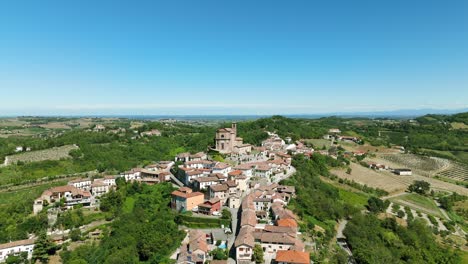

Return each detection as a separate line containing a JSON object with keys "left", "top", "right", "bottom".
{"left": 233, "top": 163, "right": 254, "bottom": 178}
{"left": 198, "top": 198, "right": 221, "bottom": 215}
{"left": 212, "top": 162, "right": 232, "bottom": 176}
{"left": 235, "top": 226, "right": 255, "bottom": 262}
{"left": 193, "top": 176, "right": 221, "bottom": 191}
{"left": 228, "top": 195, "right": 241, "bottom": 209}
{"left": 91, "top": 180, "right": 112, "bottom": 197}
{"left": 177, "top": 230, "right": 208, "bottom": 264}
{"left": 0, "top": 239, "right": 35, "bottom": 263}
{"left": 226, "top": 180, "right": 239, "bottom": 195}
{"left": 121, "top": 168, "right": 142, "bottom": 181}
{"left": 102, "top": 175, "right": 117, "bottom": 186}
{"left": 368, "top": 162, "right": 388, "bottom": 171}
{"left": 175, "top": 152, "right": 191, "bottom": 163}
{"left": 189, "top": 152, "right": 208, "bottom": 161}
{"left": 68, "top": 178, "right": 92, "bottom": 191}
{"left": 255, "top": 164, "right": 273, "bottom": 178}
{"left": 209, "top": 184, "right": 229, "bottom": 204}
{"left": 184, "top": 160, "right": 215, "bottom": 170}
{"left": 171, "top": 187, "right": 204, "bottom": 212}
{"left": 274, "top": 250, "right": 310, "bottom": 264}
{"left": 33, "top": 185, "right": 92, "bottom": 214}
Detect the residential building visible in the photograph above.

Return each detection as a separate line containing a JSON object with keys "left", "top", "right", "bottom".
{"left": 0, "top": 239, "right": 35, "bottom": 263}
{"left": 171, "top": 187, "right": 204, "bottom": 212}
{"left": 177, "top": 230, "right": 208, "bottom": 264}
{"left": 275, "top": 250, "right": 310, "bottom": 264}
{"left": 33, "top": 186, "right": 91, "bottom": 214}
{"left": 68, "top": 178, "right": 92, "bottom": 191}
{"left": 209, "top": 184, "right": 229, "bottom": 203}
{"left": 198, "top": 198, "right": 221, "bottom": 215}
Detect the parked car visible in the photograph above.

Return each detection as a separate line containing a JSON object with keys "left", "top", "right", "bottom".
{"left": 191, "top": 206, "right": 199, "bottom": 212}
{"left": 212, "top": 211, "right": 221, "bottom": 216}
{"left": 224, "top": 228, "right": 232, "bottom": 234}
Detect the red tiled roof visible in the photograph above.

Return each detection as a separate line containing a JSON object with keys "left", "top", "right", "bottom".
{"left": 275, "top": 250, "right": 310, "bottom": 264}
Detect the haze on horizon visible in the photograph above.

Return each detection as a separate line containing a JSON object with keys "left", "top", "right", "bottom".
{"left": 0, "top": 0, "right": 467, "bottom": 116}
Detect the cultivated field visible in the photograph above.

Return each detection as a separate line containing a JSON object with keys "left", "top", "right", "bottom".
{"left": 4, "top": 145, "right": 79, "bottom": 165}
{"left": 437, "top": 161, "right": 468, "bottom": 182}
{"left": 379, "top": 154, "right": 449, "bottom": 177}
{"left": 332, "top": 162, "right": 468, "bottom": 196}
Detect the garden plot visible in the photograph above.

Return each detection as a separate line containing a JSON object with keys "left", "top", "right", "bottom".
{"left": 380, "top": 154, "right": 449, "bottom": 177}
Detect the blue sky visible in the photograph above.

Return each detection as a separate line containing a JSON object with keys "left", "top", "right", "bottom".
{"left": 0, "top": 0, "right": 467, "bottom": 115}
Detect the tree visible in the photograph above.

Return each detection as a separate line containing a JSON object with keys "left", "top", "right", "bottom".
{"left": 367, "top": 197, "right": 388, "bottom": 213}
{"left": 210, "top": 248, "right": 228, "bottom": 260}
{"left": 346, "top": 167, "right": 352, "bottom": 174}
{"left": 252, "top": 244, "right": 264, "bottom": 264}
{"left": 408, "top": 180, "right": 430, "bottom": 195}
{"left": 221, "top": 208, "right": 231, "bottom": 220}
{"left": 32, "top": 232, "right": 56, "bottom": 263}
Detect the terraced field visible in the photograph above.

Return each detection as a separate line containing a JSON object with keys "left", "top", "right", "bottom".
{"left": 437, "top": 161, "right": 468, "bottom": 182}
{"left": 3, "top": 144, "right": 79, "bottom": 166}
{"left": 380, "top": 154, "right": 449, "bottom": 177}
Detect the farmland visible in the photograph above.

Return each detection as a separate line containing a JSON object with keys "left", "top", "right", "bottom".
{"left": 380, "top": 154, "right": 449, "bottom": 177}
{"left": 3, "top": 144, "right": 79, "bottom": 166}
{"left": 332, "top": 162, "right": 468, "bottom": 196}
{"left": 437, "top": 161, "right": 468, "bottom": 182}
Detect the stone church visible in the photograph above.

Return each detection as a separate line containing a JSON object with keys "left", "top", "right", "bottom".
{"left": 214, "top": 123, "right": 252, "bottom": 154}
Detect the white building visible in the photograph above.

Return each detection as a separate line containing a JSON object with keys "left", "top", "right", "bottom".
{"left": 0, "top": 239, "right": 35, "bottom": 263}
{"left": 68, "top": 178, "right": 92, "bottom": 191}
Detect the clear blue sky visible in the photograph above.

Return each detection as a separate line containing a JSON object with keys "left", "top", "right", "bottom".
{"left": 0, "top": 0, "right": 467, "bottom": 115}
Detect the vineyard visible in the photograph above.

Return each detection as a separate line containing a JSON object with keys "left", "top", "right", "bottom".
{"left": 437, "top": 161, "right": 468, "bottom": 182}
{"left": 3, "top": 144, "right": 79, "bottom": 166}
{"left": 380, "top": 154, "right": 449, "bottom": 177}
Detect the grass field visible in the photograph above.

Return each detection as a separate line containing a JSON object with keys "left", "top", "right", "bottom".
{"left": 304, "top": 139, "right": 331, "bottom": 149}
{"left": 390, "top": 193, "right": 443, "bottom": 218}
{"left": 338, "top": 189, "right": 368, "bottom": 209}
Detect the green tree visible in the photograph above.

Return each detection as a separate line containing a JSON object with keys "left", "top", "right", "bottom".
{"left": 367, "top": 197, "right": 388, "bottom": 213}
{"left": 408, "top": 180, "right": 431, "bottom": 195}
{"left": 32, "top": 232, "right": 56, "bottom": 263}
{"left": 253, "top": 244, "right": 264, "bottom": 264}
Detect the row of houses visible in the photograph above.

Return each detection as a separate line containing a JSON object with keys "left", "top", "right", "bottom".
{"left": 33, "top": 175, "right": 119, "bottom": 214}
{"left": 0, "top": 239, "right": 35, "bottom": 263}
{"left": 235, "top": 184, "right": 310, "bottom": 264}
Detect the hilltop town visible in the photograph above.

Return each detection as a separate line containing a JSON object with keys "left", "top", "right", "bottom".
{"left": 0, "top": 114, "right": 467, "bottom": 264}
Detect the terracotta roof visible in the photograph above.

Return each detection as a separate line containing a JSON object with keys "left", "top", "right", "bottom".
{"left": 188, "top": 230, "right": 208, "bottom": 253}
{"left": 226, "top": 180, "right": 238, "bottom": 188}
{"left": 234, "top": 226, "right": 255, "bottom": 247}
{"left": 275, "top": 250, "right": 310, "bottom": 264}
{"left": 210, "top": 184, "right": 228, "bottom": 192}
{"left": 277, "top": 218, "right": 298, "bottom": 228}
{"left": 228, "top": 170, "right": 243, "bottom": 176}
{"left": 0, "top": 239, "right": 35, "bottom": 250}
{"left": 187, "top": 170, "right": 204, "bottom": 176}
{"left": 194, "top": 176, "right": 219, "bottom": 183}
{"left": 264, "top": 225, "right": 296, "bottom": 235}
{"left": 241, "top": 209, "right": 257, "bottom": 227}
{"left": 253, "top": 232, "right": 296, "bottom": 245}
{"left": 214, "top": 162, "right": 231, "bottom": 169}
{"left": 171, "top": 188, "right": 204, "bottom": 199}
{"left": 42, "top": 185, "right": 91, "bottom": 197}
